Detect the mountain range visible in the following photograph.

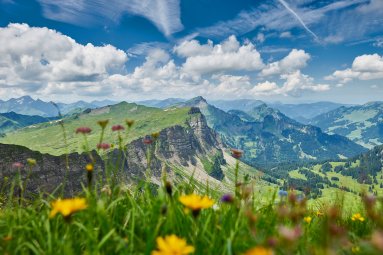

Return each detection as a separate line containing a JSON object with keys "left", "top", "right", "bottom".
{"left": 176, "top": 97, "right": 366, "bottom": 168}
{"left": 0, "top": 96, "right": 372, "bottom": 168}
{"left": 0, "top": 96, "right": 116, "bottom": 117}
{"left": 0, "top": 112, "right": 56, "bottom": 134}
{"left": 1, "top": 95, "right": 383, "bottom": 200}
{"left": 137, "top": 98, "right": 346, "bottom": 122}
{"left": 0, "top": 108, "right": 266, "bottom": 195}
{"left": 310, "top": 101, "right": 383, "bottom": 148}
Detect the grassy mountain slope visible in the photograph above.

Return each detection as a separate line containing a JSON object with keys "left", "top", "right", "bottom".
{"left": 270, "top": 101, "right": 349, "bottom": 123}
{"left": 0, "top": 96, "right": 117, "bottom": 117}
{"left": 137, "top": 98, "right": 186, "bottom": 108}
{"left": 0, "top": 112, "right": 55, "bottom": 134}
{"left": 310, "top": 101, "right": 383, "bottom": 148}
{"left": 0, "top": 102, "right": 191, "bottom": 155}
{"left": 282, "top": 145, "right": 383, "bottom": 203}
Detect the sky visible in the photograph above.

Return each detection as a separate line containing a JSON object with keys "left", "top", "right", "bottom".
{"left": 0, "top": 0, "right": 382, "bottom": 104}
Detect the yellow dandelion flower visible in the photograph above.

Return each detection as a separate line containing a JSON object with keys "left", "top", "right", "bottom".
{"left": 352, "top": 246, "right": 360, "bottom": 253}
{"left": 26, "top": 158, "right": 37, "bottom": 166}
{"left": 244, "top": 246, "right": 274, "bottom": 255}
{"left": 316, "top": 211, "right": 324, "bottom": 217}
{"left": 351, "top": 213, "right": 365, "bottom": 222}
{"left": 304, "top": 216, "right": 312, "bottom": 224}
{"left": 125, "top": 119, "right": 135, "bottom": 128}
{"left": 97, "top": 119, "right": 109, "bottom": 129}
{"left": 179, "top": 194, "right": 214, "bottom": 212}
{"left": 85, "top": 163, "right": 94, "bottom": 172}
{"left": 50, "top": 198, "right": 87, "bottom": 218}
{"left": 151, "top": 235, "right": 195, "bottom": 255}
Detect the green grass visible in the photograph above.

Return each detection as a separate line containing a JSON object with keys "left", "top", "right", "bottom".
{"left": 1, "top": 107, "right": 383, "bottom": 254}
{"left": 1, "top": 154, "right": 382, "bottom": 254}
{"left": 288, "top": 170, "right": 307, "bottom": 180}
{"left": 0, "top": 103, "right": 191, "bottom": 155}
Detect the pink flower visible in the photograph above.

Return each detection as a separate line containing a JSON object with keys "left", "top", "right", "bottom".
{"left": 112, "top": 125, "right": 125, "bottom": 132}
{"left": 97, "top": 143, "right": 111, "bottom": 150}
{"left": 231, "top": 148, "right": 243, "bottom": 159}
{"left": 12, "top": 162, "right": 24, "bottom": 168}
{"left": 76, "top": 127, "right": 92, "bottom": 134}
{"left": 278, "top": 226, "right": 302, "bottom": 242}
{"left": 143, "top": 137, "right": 153, "bottom": 145}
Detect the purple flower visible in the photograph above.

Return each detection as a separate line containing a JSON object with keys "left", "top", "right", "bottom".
{"left": 278, "top": 190, "right": 288, "bottom": 197}
{"left": 221, "top": 194, "right": 234, "bottom": 203}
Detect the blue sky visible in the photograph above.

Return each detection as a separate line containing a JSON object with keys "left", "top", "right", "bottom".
{"left": 0, "top": 0, "right": 382, "bottom": 103}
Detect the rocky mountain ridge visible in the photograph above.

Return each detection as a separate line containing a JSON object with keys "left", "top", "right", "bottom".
{"left": 0, "top": 108, "right": 227, "bottom": 195}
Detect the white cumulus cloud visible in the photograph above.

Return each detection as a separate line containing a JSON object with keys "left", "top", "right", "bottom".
{"left": 176, "top": 35, "right": 264, "bottom": 75}
{"left": 261, "top": 49, "right": 310, "bottom": 76}
{"left": 0, "top": 26, "right": 330, "bottom": 101}
{"left": 326, "top": 53, "right": 383, "bottom": 83}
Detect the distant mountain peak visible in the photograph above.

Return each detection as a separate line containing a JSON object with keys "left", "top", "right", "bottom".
{"left": 181, "top": 96, "right": 208, "bottom": 107}
{"left": 191, "top": 96, "right": 207, "bottom": 103}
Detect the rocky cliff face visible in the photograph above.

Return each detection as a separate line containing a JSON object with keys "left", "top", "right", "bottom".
{"left": 0, "top": 109, "right": 224, "bottom": 195}
{"left": 115, "top": 108, "right": 223, "bottom": 180}
{"left": 0, "top": 144, "right": 100, "bottom": 196}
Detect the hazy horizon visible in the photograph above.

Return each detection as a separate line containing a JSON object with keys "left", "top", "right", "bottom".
{"left": 0, "top": 94, "right": 377, "bottom": 106}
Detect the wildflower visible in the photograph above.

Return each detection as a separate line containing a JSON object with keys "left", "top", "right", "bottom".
{"left": 76, "top": 127, "right": 91, "bottom": 134}
{"left": 143, "top": 137, "right": 153, "bottom": 145}
{"left": 231, "top": 148, "right": 243, "bottom": 159}
{"left": 351, "top": 213, "right": 365, "bottom": 222}
{"left": 97, "top": 119, "right": 109, "bottom": 129}
{"left": 49, "top": 198, "right": 87, "bottom": 218}
{"left": 221, "top": 194, "right": 234, "bottom": 203}
{"left": 279, "top": 226, "right": 302, "bottom": 242}
{"left": 125, "top": 119, "right": 135, "bottom": 128}
{"left": 26, "top": 158, "right": 37, "bottom": 166}
{"left": 12, "top": 162, "right": 24, "bottom": 168}
{"left": 97, "top": 143, "right": 111, "bottom": 150}
{"left": 101, "top": 185, "right": 112, "bottom": 196}
{"left": 363, "top": 193, "right": 376, "bottom": 207}
{"left": 351, "top": 246, "right": 360, "bottom": 253}
{"left": 267, "top": 237, "right": 278, "bottom": 247}
{"left": 371, "top": 231, "right": 383, "bottom": 252}
{"left": 160, "top": 204, "right": 168, "bottom": 215}
{"left": 304, "top": 216, "right": 312, "bottom": 224}
{"left": 152, "top": 132, "right": 160, "bottom": 140}
{"left": 164, "top": 181, "right": 172, "bottom": 196}
{"left": 112, "top": 125, "right": 125, "bottom": 131}
{"left": 3, "top": 235, "right": 12, "bottom": 241}
{"left": 316, "top": 211, "right": 324, "bottom": 217}
{"left": 245, "top": 210, "right": 257, "bottom": 224}
{"left": 179, "top": 194, "right": 214, "bottom": 216}
{"left": 244, "top": 246, "right": 274, "bottom": 255}
{"left": 328, "top": 206, "right": 340, "bottom": 220}
{"left": 278, "top": 190, "right": 288, "bottom": 197}
{"left": 329, "top": 223, "right": 345, "bottom": 237}
{"left": 85, "top": 163, "right": 94, "bottom": 172}
{"left": 151, "top": 235, "right": 194, "bottom": 255}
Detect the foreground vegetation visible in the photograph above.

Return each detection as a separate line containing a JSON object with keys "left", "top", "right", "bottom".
{"left": 1, "top": 120, "right": 383, "bottom": 255}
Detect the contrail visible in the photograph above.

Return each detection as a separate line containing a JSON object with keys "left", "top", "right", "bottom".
{"left": 277, "top": 0, "right": 319, "bottom": 40}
